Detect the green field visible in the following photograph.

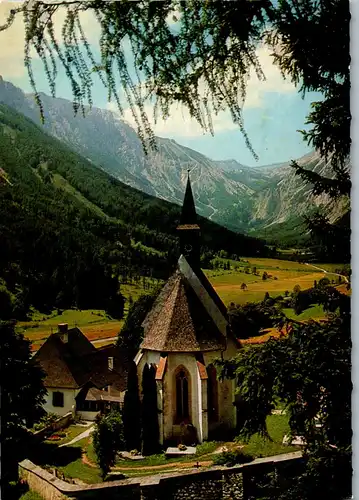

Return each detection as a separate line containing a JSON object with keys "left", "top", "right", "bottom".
{"left": 20, "top": 278, "right": 162, "bottom": 349}
{"left": 283, "top": 304, "right": 326, "bottom": 321}
{"left": 311, "top": 262, "right": 347, "bottom": 273}
{"left": 20, "top": 258, "right": 343, "bottom": 349}
{"left": 205, "top": 258, "right": 337, "bottom": 314}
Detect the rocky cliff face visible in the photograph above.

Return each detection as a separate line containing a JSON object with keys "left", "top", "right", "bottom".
{"left": 0, "top": 78, "right": 348, "bottom": 241}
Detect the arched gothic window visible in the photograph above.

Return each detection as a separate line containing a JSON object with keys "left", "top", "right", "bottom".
{"left": 175, "top": 368, "right": 190, "bottom": 423}
{"left": 207, "top": 364, "right": 219, "bottom": 423}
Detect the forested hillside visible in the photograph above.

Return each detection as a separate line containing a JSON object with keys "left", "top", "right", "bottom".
{"left": 0, "top": 78, "right": 349, "bottom": 250}
{"left": 0, "top": 104, "right": 268, "bottom": 320}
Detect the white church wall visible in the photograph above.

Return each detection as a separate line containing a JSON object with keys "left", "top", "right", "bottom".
{"left": 136, "top": 350, "right": 161, "bottom": 393}
{"left": 204, "top": 350, "right": 236, "bottom": 432}
{"left": 136, "top": 346, "right": 238, "bottom": 445}
{"left": 156, "top": 379, "right": 164, "bottom": 445}
{"left": 223, "top": 335, "right": 241, "bottom": 359}
{"left": 164, "top": 353, "right": 201, "bottom": 443}
{"left": 196, "top": 367, "right": 203, "bottom": 441}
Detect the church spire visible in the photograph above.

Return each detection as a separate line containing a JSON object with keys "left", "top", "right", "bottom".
{"left": 177, "top": 171, "right": 201, "bottom": 270}
{"left": 180, "top": 172, "right": 197, "bottom": 225}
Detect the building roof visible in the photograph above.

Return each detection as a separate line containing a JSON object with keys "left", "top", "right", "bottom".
{"left": 141, "top": 256, "right": 229, "bottom": 352}
{"left": 76, "top": 385, "right": 124, "bottom": 404}
{"left": 179, "top": 175, "right": 197, "bottom": 225}
{"left": 34, "top": 328, "right": 128, "bottom": 390}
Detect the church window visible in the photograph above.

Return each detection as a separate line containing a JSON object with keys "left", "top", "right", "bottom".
{"left": 175, "top": 368, "right": 190, "bottom": 423}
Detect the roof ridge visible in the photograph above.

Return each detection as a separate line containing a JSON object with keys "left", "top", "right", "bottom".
{"left": 178, "top": 255, "right": 227, "bottom": 336}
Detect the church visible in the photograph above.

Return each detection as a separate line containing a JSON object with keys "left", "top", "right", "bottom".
{"left": 135, "top": 176, "right": 239, "bottom": 445}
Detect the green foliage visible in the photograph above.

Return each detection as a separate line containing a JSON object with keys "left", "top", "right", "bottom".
{"left": 123, "top": 361, "right": 141, "bottom": 451}
{"left": 32, "top": 412, "right": 59, "bottom": 432}
{"left": 141, "top": 364, "right": 160, "bottom": 456}
{"left": 0, "top": 321, "right": 47, "bottom": 485}
{"left": 216, "top": 310, "right": 351, "bottom": 499}
{"left": 117, "top": 288, "right": 160, "bottom": 356}
{"left": 228, "top": 302, "right": 285, "bottom": 340}
{"left": 290, "top": 285, "right": 348, "bottom": 317}
{"left": 318, "top": 277, "right": 330, "bottom": 289}
{"left": 304, "top": 212, "right": 350, "bottom": 263}
{"left": 212, "top": 450, "right": 253, "bottom": 467}
{"left": 19, "top": 490, "right": 46, "bottom": 500}
{"left": 93, "top": 410, "right": 125, "bottom": 479}
{"left": 0, "top": 279, "right": 15, "bottom": 320}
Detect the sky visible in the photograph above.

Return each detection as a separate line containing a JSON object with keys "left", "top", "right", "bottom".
{"left": 0, "top": 2, "right": 323, "bottom": 167}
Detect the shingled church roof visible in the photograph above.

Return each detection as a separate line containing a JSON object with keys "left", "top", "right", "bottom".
{"left": 141, "top": 255, "right": 228, "bottom": 352}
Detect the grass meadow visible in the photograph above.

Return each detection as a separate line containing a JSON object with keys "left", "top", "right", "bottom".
{"left": 20, "top": 257, "right": 345, "bottom": 351}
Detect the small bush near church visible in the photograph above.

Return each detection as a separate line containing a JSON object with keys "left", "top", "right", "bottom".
{"left": 213, "top": 450, "right": 254, "bottom": 467}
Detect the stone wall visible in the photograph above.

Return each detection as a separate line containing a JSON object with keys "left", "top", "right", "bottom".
{"left": 19, "top": 451, "right": 303, "bottom": 500}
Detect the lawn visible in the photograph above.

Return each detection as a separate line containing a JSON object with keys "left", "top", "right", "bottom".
{"left": 29, "top": 438, "right": 103, "bottom": 484}
{"left": 283, "top": 304, "right": 326, "bottom": 321}
{"left": 42, "top": 413, "right": 298, "bottom": 484}
{"left": 19, "top": 490, "right": 44, "bottom": 500}
{"left": 44, "top": 424, "right": 88, "bottom": 446}
{"left": 243, "top": 414, "right": 298, "bottom": 457}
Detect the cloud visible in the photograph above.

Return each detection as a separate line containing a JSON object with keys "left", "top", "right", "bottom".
{"left": 108, "top": 100, "right": 239, "bottom": 137}
{"left": 108, "top": 44, "right": 297, "bottom": 138}
{"left": 0, "top": 2, "right": 296, "bottom": 137}
{"left": 0, "top": 3, "right": 32, "bottom": 78}
{"left": 0, "top": 2, "right": 99, "bottom": 79}
{"left": 244, "top": 45, "right": 295, "bottom": 108}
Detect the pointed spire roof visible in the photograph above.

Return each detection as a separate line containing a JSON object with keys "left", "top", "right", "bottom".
{"left": 140, "top": 256, "right": 229, "bottom": 353}
{"left": 180, "top": 172, "right": 198, "bottom": 225}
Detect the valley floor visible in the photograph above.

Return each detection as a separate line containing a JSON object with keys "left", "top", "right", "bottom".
{"left": 19, "top": 258, "right": 348, "bottom": 352}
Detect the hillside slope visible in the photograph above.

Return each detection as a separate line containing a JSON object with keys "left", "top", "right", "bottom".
{"left": 0, "top": 104, "right": 268, "bottom": 317}
{"left": 0, "top": 77, "right": 348, "bottom": 244}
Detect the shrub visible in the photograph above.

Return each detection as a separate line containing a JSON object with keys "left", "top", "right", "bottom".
{"left": 93, "top": 410, "right": 125, "bottom": 479}
{"left": 213, "top": 450, "right": 254, "bottom": 467}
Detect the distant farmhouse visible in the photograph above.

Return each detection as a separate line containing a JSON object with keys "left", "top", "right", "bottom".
{"left": 35, "top": 176, "right": 240, "bottom": 443}
{"left": 34, "top": 324, "right": 128, "bottom": 420}
{"left": 135, "top": 176, "right": 239, "bottom": 444}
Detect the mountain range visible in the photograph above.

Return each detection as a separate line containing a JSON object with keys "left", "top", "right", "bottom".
{"left": 0, "top": 76, "right": 348, "bottom": 245}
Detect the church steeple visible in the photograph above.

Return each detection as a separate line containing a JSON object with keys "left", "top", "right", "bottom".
{"left": 180, "top": 174, "right": 198, "bottom": 225}
{"left": 177, "top": 172, "right": 201, "bottom": 270}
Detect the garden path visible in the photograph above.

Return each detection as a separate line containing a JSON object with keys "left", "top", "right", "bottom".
{"left": 59, "top": 425, "right": 95, "bottom": 448}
